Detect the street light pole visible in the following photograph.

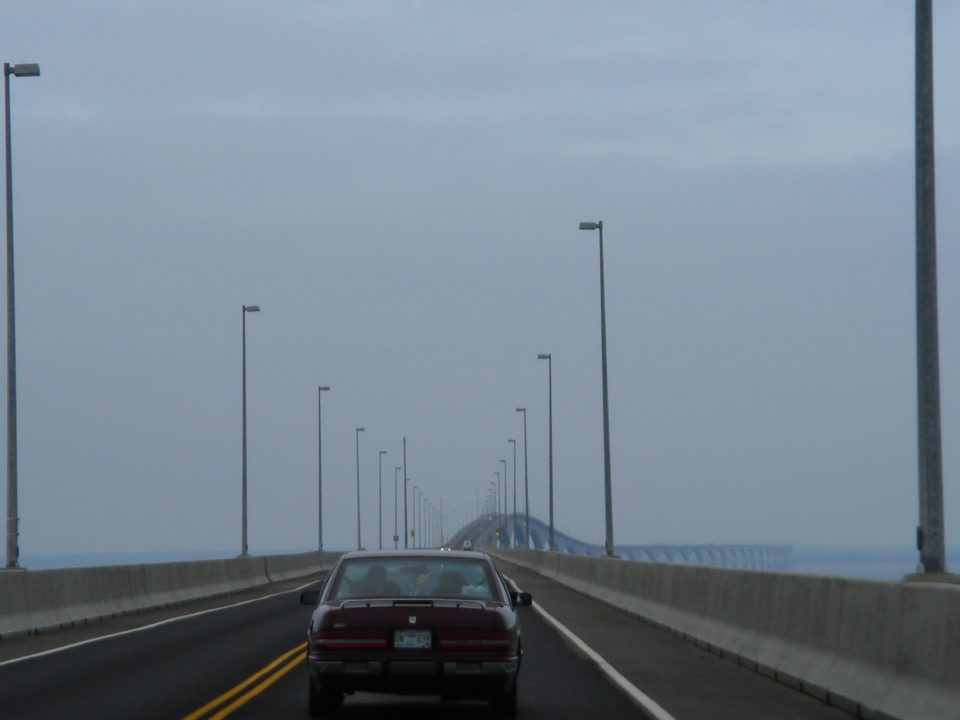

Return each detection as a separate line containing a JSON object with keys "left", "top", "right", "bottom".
{"left": 240, "top": 304, "right": 260, "bottom": 556}
{"left": 413, "top": 485, "right": 419, "bottom": 548}
{"left": 3, "top": 61, "right": 39, "bottom": 570}
{"left": 494, "top": 471, "right": 501, "bottom": 547}
{"left": 508, "top": 439, "right": 517, "bottom": 547}
{"left": 317, "top": 385, "right": 330, "bottom": 555}
{"left": 516, "top": 407, "right": 529, "bottom": 547}
{"left": 579, "top": 220, "right": 615, "bottom": 557}
{"left": 500, "top": 459, "right": 507, "bottom": 544}
{"left": 378, "top": 450, "right": 386, "bottom": 550}
{"left": 419, "top": 492, "right": 425, "bottom": 549}
{"left": 915, "top": 0, "right": 946, "bottom": 574}
{"left": 403, "top": 438, "right": 409, "bottom": 549}
{"left": 538, "top": 353, "right": 554, "bottom": 550}
{"left": 355, "top": 427, "right": 365, "bottom": 551}
{"left": 394, "top": 466, "right": 401, "bottom": 549}
{"left": 489, "top": 480, "right": 496, "bottom": 544}
{"left": 427, "top": 501, "right": 432, "bottom": 547}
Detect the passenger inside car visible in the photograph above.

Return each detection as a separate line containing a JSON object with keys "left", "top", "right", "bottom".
{"left": 433, "top": 570, "right": 465, "bottom": 596}
{"left": 328, "top": 557, "right": 497, "bottom": 601}
{"left": 353, "top": 564, "right": 401, "bottom": 596}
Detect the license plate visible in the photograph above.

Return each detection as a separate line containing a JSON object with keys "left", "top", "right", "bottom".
{"left": 394, "top": 629, "right": 432, "bottom": 649}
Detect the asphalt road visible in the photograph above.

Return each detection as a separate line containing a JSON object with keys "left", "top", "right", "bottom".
{"left": 225, "top": 601, "right": 645, "bottom": 720}
{"left": 0, "top": 575, "right": 324, "bottom": 719}
{"left": 0, "top": 557, "right": 856, "bottom": 719}
{"left": 0, "top": 571, "right": 644, "bottom": 720}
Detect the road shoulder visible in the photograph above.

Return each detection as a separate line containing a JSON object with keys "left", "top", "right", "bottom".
{"left": 497, "top": 557, "right": 851, "bottom": 720}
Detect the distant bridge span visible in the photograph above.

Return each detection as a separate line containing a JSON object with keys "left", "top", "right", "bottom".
{"left": 447, "top": 514, "right": 792, "bottom": 571}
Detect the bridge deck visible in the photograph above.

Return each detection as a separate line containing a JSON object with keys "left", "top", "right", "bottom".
{"left": 497, "top": 556, "right": 852, "bottom": 720}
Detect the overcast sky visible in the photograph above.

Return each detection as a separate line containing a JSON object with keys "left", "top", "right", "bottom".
{"left": 3, "top": 1, "right": 959, "bottom": 560}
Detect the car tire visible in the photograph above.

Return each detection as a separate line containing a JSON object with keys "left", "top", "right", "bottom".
{"left": 308, "top": 681, "right": 343, "bottom": 718}
{"left": 490, "top": 679, "right": 518, "bottom": 718}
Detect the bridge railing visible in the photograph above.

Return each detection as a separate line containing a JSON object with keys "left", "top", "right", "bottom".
{"left": 493, "top": 547, "right": 959, "bottom": 720}
{"left": 0, "top": 551, "right": 341, "bottom": 640}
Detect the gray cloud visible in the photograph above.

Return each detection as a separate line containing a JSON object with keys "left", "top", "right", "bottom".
{"left": 1, "top": 1, "right": 958, "bottom": 561}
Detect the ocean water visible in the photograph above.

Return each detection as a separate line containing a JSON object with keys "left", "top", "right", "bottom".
{"left": 789, "top": 545, "right": 924, "bottom": 581}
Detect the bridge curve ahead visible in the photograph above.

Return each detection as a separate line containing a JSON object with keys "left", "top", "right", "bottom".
{"left": 447, "top": 513, "right": 791, "bottom": 571}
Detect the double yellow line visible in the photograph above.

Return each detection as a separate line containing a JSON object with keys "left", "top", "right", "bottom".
{"left": 182, "top": 642, "right": 307, "bottom": 720}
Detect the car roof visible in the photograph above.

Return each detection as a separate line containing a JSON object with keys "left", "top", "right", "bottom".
{"left": 338, "top": 549, "right": 490, "bottom": 561}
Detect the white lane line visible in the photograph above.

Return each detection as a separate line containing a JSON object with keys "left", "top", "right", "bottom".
{"left": 0, "top": 577, "right": 323, "bottom": 668}
{"left": 510, "top": 576, "right": 678, "bottom": 720}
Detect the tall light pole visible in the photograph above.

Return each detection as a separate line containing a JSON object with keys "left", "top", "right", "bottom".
{"left": 508, "top": 439, "right": 517, "bottom": 547}
{"left": 516, "top": 407, "right": 529, "bottom": 547}
{"left": 3, "top": 61, "right": 40, "bottom": 570}
{"left": 378, "top": 450, "right": 386, "bottom": 550}
{"left": 240, "top": 304, "right": 260, "bottom": 556}
{"left": 355, "top": 427, "right": 365, "bottom": 550}
{"left": 394, "top": 466, "right": 401, "bottom": 549}
{"left": 579, "top": 219, "right": 615, "bottom": 557}
{"left": 538, "top": 353, "right": 554, "bottom": 551}
{"left": 413, "top": 485, "right": 419, "bottom": 548}
{"left": 403, "top": 438, "right": 409, "bottom": 549}
{"left": 317, "top": 385, "right": 330, "bottom": 555}
{"left": 494, "top": 471, "right": 501, "bottom": 546}
{"left": 915, "top": 0, "right": 946, "bottom": 574}
{"left": 500, "top": 459, "right": 507, "bottom": 544}
{"left": 418, "top": 491, "right": 425, "bottom": 548}
{"left": 426, "top": 501, "right": 433, "bottom": 547}
{"left": 489, "top": 479, "right": 497, "bottom": 543}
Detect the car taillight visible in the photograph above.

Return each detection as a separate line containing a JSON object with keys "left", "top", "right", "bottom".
{"left": 314, "top": 630, "right": 388, "bottom": 650}
{"left": 436, "top": 630, "right": 512, "bottom": 650}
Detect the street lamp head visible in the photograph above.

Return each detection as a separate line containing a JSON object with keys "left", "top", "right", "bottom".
{"left": 380, "top": 450, "right": 387, "bottom": 456}
{"left": 6, "top": 63, "right": 40, "bottom": 77}
{"left": 357, "top": 427, "right": 365, "bottom": 433}
{"left": 515, "top": 407, "right": 525, "bottom": 413}
{"left": 579, "top": 221, "right": 601, "bottom": 231}
{"left": 537, "top": 353, "right": 551, "bottom": 360}
{"left": 319, "top": 385, "right": 330, "bottom": 392}
{"left": 243, "top": 304, "right": 261, "bottom": 313}
{"left": 508, "top": 438, "right": 516, "bottom": 445}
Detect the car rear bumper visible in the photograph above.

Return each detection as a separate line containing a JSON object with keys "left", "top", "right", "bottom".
{"left": 308, "top": 657, "right": 519, "bottom": 696}
{"left": 309, "top": 658, "right": 518, "bottom": 676}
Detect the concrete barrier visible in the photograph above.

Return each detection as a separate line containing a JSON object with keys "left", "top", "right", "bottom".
{"left": 0, "top": 551, "right": 341, "bottom": 640}
{"left": 494, "top": 548, "right": 960, "bottom": 720}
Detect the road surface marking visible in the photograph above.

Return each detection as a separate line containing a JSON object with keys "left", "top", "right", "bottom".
{"left": 509, "top": 576, "right": 678, "bottom": 720}
{"left": 0, "top": 578, "right": 322, "bottom": 668}
{"left": 182, "top": 642, "right": 306, "bottom": 720}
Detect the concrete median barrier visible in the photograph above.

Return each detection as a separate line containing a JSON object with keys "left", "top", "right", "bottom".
{"left": 493, "top": 548, "right": 960, "bottom": 720}
{"left": 0, "top": 551, "right": 340, "bottom": 640}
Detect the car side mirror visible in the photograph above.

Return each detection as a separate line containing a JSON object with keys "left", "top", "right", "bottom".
{"left": 510, "top": 591, "right": 532, "bottom": 607}
{"left": 300, "top": 590, "right": 321, "bottom": 605}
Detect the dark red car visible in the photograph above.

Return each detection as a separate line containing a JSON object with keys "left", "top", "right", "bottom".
{"left": 300, "top": 549, "right": 532, "bottom": 717}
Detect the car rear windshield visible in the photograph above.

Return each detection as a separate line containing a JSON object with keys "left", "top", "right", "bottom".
{"left": 327, "top": 557, "right": 498, "bottom": 601}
